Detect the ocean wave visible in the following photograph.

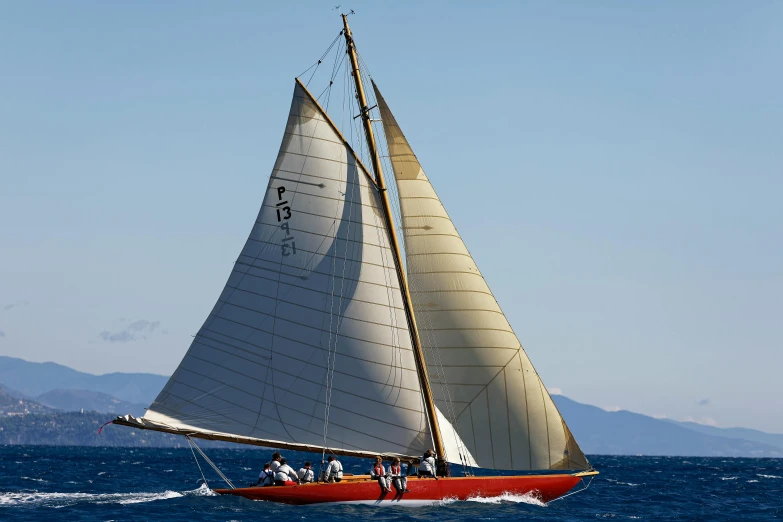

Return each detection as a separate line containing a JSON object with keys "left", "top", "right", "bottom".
{"left": 757, "top": 474, "right": 781, "bottom": 479}
{"left": 720, "top": 476, "right": 738, "bottom": 481}
{"left": 0, "top": 490, "right": 186, "bottom": 508}
{"left": 466, "top": 491, "right": 546, "bottom": 506}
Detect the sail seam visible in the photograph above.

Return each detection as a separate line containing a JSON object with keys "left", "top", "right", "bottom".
{"left": 204, "top": 314, "right": 412, "bottom": 352}
{"left": 253, "top": 219, "right": 396, "bottom": 247}
{"left": 254, "top": 208, "right": 388, "bottom": 231}
{"left": 175, "top": 363, "right": 427, "bottom": 424}
{"left": 154, "top": 383, "right": 422, "bottom": 452}
{"left": 240, "top": 240, "right": 396, "bottom": 269}
{"left": 225, "top": 281, "right": 405, "bottom": 312}
{"left": 217, "top": 297, "right": 410, "bottom": 332}
{"left": 271, "top": 168, "right": 367, "bottom": 189}
{"left": 218, "top": 290, "right": 407, "bottom": 331}
{"left": 194, "top": 333, "right": 417, "bottom": 381}
{"left": 234, "top": 260, "right": 402, "bottom": 292}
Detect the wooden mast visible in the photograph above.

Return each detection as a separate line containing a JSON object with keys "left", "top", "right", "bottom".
{"left": 341, "top": 14, "right": 446, "bottom": 463}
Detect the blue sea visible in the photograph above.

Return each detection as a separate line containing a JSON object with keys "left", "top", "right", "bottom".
{"left": 1, "top": 446, "right": 781, "bottom": 520}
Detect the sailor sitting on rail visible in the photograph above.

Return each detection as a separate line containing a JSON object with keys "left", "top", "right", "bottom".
{"left": 388, "top": 457, "right": 410, "bottom": 493}
{"left": 297, "top": 462, "right": 315, "bottom": 483}
{"left": 254, "top": 462, "right": 275, "bottom": 486}
{"left": 320, "top": 455, "right": 343, "bottom": 483}
{"left": 269, "top": 451, "right": 282, "bottom": 474}
{"left": 418, "top": 449, "right": 438, "bottom": 479}
{"left": 370, "top": 456, "right": 390, "bottom": 493}
{"left": 273, "top": 458, "right": 299, "bottom": 485}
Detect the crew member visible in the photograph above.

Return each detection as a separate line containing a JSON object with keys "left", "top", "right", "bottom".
{"left": 270, "top": 451, "right": 282, "bottom": 474}
{"left": 370, "top": 456, "right": 390, "bottom": 493}
{"left": 388, "top": 457, "right": 410, "bottom": 493}
{"left": 320, "top": 455, "right": 343, "bottom": 483}
{"left": 254, "top": 462, "right": 275, "bottom": 486}
{"left": 298, "top": 461, "right": 315, "bottom": 483}
{"left": 418, "top": 449, "right": 438, "bottom": 479}
{"left": 274, "top": 457, "right": 299, "bottom": 485}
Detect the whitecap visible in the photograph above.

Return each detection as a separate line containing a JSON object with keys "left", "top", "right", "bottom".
{"left": 757, "top": 474, "right": 781, "bottom": 479}
{"left": 0, "top": 490, "right": 184, "bottom": 508}
{"left": 720, "top": 476, "right": 738, "bottom": 481}
{"left": 183, "top": 484, "right": 216, "bottom": 497}
{"left": 466, "top": 491, "right": 546, "bottom": 506}
{"left": 747, "top": 480, "right": 759, "bottom": 483}
{"left": 20, "top": 477, "right": 47, "bottom": 483}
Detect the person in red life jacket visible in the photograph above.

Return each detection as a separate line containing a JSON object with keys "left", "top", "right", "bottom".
{"left": 273, "top": 457, "right": 299, "bottom": 486}
{"left": 370, "top": 456, "right": 390, "bottom": 493}
{"left": 388, "top": 457, "right": 410, "bottom": 493}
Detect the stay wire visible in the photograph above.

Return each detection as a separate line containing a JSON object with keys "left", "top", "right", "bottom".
{"left": 297, "top": 31, "right": 343, "bottom": 86}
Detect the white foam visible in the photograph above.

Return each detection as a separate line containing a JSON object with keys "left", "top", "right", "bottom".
{"left": 720, "top": 476, "right": 738, "bottom": 481}
{"left": 0, "top": 490, "right": 184, "bottom": 508}
{"left": 757, "top": 474, "right": 781, "bottom": 479}
{"left": 466, "top": 491, "right": 547, "bottom": 506}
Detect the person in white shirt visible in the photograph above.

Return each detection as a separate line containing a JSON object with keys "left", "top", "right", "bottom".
{"left": 274, "top": 458, "right": 299, "bottom": 485}
{"left": 269, "top": 451, "right": 282, "bottom": 474}
{"left": 388, "top": 457, "right": 410, "bottom": 493}
{"left": 320, "top": 455, "right": 343, "bottom": 483}
{"left": 418, "top": 449, "right": 438, "bottom": 479}
{"left": 254, "top": 462, "right": 275, "bottom": 486}
{"left": 370, "top": 456, "right": 390, "bottom": 493}
{"left": 297, "top": 461, "right": 315, "bottom": 483}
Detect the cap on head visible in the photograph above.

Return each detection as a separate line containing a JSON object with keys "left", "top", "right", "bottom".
{"left": 305, "top": 461, "right": 311, "bottom": 467}
{"left": 280, "top": 457, "right": 287, "bottom": 465}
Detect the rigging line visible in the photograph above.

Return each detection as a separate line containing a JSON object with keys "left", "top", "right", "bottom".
{"left": 316, "top": 38, "right": 346, "bottom": 107}
{"left": 298, "top": 30, "right": 343, "bottom": 86}
{"left": 547, "top": 475, "right": 595, "bottom": 503}
{"left": 187, "top": 436, "right": 236, "bottom": 489}
{"left": 322, "top": 53, "right": 355, "bottom": 460}
{"left": 186, "top": 436, "right": 210, "bottom": 488}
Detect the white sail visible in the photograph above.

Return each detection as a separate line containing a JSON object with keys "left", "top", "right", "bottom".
{"left": 126, "top": 81, "right": 437, "bottom": 459}
{"left": 373, "top": 82, "right": 589, "bottom": 471}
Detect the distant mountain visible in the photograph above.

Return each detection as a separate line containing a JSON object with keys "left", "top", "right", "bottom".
{"left": 553, "top": 395, "right": 783, "bottom": 458}
{"left": 666, "top": 420, "right": 783, "bottom": 451}
{"left": 35, "top": 389, "right": 147, "bottom": 417}
{"left": 0, "top": 356, "right": 167, "bottom": 404}
{"left": 0, "top": 411, "right": 237, "bottom": 448}
{"left": 0, "top": 384, "right": 54, "bottom": 415}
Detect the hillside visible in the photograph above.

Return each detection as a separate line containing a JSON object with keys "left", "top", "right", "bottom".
{"left": 553, "top": 395, "right": 783, "bottom": 458}
{"left": 35, "top": 389, "right": 147, "bottom": 417}
{"left": 0, "top": 356, "right": 167, "bottom": 404}
{"left": 0, "top": 410, "right": 237, "bottom": 448}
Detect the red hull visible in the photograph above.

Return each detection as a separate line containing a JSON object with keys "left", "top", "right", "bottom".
{"left": 214, "top": 474, "right": 586, "bottom": 505}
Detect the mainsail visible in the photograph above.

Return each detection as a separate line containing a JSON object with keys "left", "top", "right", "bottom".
{"left": 373, "top": 83, "right": 590, "bottom": 471}
{"left": 118, "top": 80, "right": 470, "bottom": 461}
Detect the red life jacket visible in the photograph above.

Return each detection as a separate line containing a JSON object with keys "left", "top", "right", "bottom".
{"left": 373, "top": 464, "right": 383, "bottom": 476}
{"left": 390, "top": 465, "right": 400, "bottom": 474}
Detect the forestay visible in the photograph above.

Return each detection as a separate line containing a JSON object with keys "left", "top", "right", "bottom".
{"left": 373, "top": 82, "right": 590, "bottom": 471}
{"left": 125, "top": 81, "right": 450, "bottom": 459}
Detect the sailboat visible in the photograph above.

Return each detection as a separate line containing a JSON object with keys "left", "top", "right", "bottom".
{"left": 111, "top": 14, "right": 597, "bottom": 505}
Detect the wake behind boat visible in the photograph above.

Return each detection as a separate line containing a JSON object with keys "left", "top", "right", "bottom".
{"left": 111, "top": 13, "right": 597, "bottom": 505}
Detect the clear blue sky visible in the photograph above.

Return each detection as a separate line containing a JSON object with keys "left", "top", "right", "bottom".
{"left": 1, "top": 1, "right": 781, "bottom": 432}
